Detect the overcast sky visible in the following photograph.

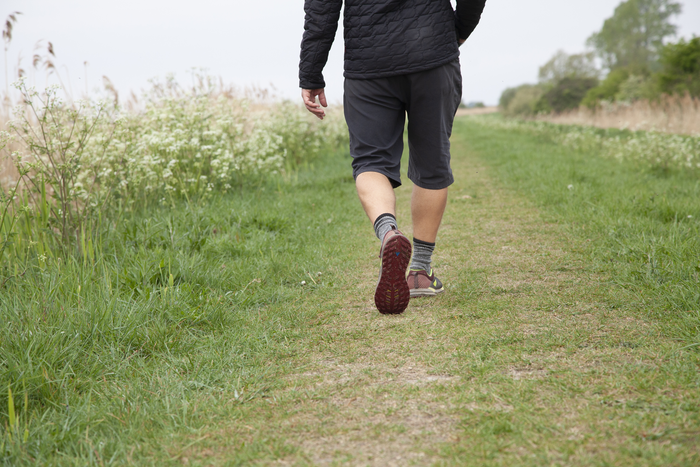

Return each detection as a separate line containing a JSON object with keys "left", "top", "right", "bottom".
{"left": 2, "top": 0, "right": 699, "bottom": 106}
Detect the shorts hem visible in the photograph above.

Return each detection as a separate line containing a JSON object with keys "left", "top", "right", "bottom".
{"left": 354, "top": 167, "right": 402, "bottom": 189}
{"left": 407, "top": 175, "right": 454, "bottom": 190}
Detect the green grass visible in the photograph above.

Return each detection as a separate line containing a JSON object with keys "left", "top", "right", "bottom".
{"left": 2, "top": 115, "right": 700, "bottom": 465}
{"left": 0, "top": 150, "right": 366, "bottom": 464}
{"left": 459, "top": 115, "right": 700, "bottom": 344}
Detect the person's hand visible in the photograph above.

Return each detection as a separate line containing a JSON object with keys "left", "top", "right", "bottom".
{"left": 302, "top": 88, "right": 328, "bottom": 120}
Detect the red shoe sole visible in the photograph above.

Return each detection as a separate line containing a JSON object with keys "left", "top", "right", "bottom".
{"left": 374, "top": 233, "right": 412, "bottom": 314}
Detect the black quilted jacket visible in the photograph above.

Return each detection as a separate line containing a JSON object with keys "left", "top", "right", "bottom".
{"left": 299, "top": 0, "right": 487, "bottom": 89}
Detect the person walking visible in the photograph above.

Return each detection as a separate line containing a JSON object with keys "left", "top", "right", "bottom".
{"left": 300, "top": 0, "right": 486, "bottom": 315}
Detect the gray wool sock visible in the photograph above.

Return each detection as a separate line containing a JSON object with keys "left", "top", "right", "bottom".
{"left": 410, "top": 238, "right": 435, "bottom": 272}
{"left": 374, "top": 213, "right": 397, "bottom": 241}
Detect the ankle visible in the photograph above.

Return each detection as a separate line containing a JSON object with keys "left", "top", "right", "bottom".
{"left": 374, "top": 213, "right": 397, "bottom": 240}
{"left": 410, "top": 237, "right": 435, "bottom": 271}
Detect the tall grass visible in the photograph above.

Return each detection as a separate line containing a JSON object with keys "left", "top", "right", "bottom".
{"left": 0, "top": 75, "right": 347, "bottom": 263}
{"left": 0, "top": 112, "right": 19, "bottom": 188}
{"left": 537, "top": 94, "right": 700, "bottom": 136}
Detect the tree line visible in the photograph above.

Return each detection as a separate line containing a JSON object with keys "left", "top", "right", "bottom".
{"left": 500, "top": 0, "right": 700, "bottom": 117}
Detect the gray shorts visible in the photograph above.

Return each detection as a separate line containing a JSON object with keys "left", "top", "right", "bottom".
{"left": 343, "top": 59, "right": 462, "bottom": 190}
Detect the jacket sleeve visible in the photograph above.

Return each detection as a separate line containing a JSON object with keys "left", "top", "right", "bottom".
{"left": 455, "top": 0, "right": 486, "bottom": 41}
{"left": 299, "top": 0, "right": 343, "bottom": 89}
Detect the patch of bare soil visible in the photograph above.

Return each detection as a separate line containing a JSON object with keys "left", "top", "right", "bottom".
{"left": 507, "top": 365, "right": 548, "bottom": 380}
{"left": 276, "top": 354, "right": 459, "bottom": 465}
{"left": 295, "top": 397, "right": 457, "bottom": 466}
{"left": 298, "top": 359, "right": 456, "bottom": 387}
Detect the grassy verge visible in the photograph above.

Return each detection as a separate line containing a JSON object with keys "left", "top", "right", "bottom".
{"left": 1, "top": 149, "right": 365, "bottom": 464}
{"left": 459, "top": 115, "right": 700, "bottom": 344}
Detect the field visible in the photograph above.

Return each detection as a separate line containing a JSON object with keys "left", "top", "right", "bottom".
{"left": 536, "top": 94, "right": 700, "bottom": 136}
{"left": 1, "top": 100, "right": 699, "bottom": 465}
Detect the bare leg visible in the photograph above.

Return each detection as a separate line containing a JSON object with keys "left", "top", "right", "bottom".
{"left": 357, "top": 172, "right": 411, "bottom": 314}
{"left": 356, "top": 171, "right": 396, "bottom": 223}
{"left": 411, "top": 186, "right": 448, "bottom": 243}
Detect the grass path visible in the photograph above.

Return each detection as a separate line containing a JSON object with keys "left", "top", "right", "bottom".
{"left": 163, "top": 119, "right": 699, "bottom": 466}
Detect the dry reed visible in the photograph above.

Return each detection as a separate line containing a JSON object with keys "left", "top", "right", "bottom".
{"left": 537, "top": 94, "right": 700, "bottom": 136}
{"left": 0, "top": 107, "right": 20, "bottom": 188}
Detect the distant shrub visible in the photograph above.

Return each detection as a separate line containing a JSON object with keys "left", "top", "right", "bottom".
{"left": 581, "top": 68, "right": 631, "bottom": 108}
{"left": 656, "top": 36, "right": 700, "bottom": 97}
{"left": 459, "top": 100, "right": 486, "bottom": 109}
{"left": 500, "top": 3, "right": 692, "bottom": 114}
{"left": 539, "top": 77, "right": 599, "bottom": 113}
{"left": 500, "top": 84, "right": 547, "bottom": 117}
{"left": 501, "top": 78, "right": 598, "bottom": 117}
{"left": 577, "top": 37, "right": 699, "bottom": 108}
{"left": 499, "top": 87, "right": 520, "bottom": 110}
{"left": 538, "top": 50, "right": 599, "bottom": 84}
{"left": 467, "top": 101, "right": 486, "bottom": 109}
{"left": 616, "top": 74, "right": 655, "bottom": 102}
